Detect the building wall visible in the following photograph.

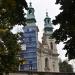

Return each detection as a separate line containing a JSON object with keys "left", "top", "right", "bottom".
{"left": 37, "top": 32, "right": 59, "bottom": 72}
{"left": 20, "top": 26, "right": 38, "bottom": 71}
{"left": 9, "top": 72, "right": 75, "bottom": 75}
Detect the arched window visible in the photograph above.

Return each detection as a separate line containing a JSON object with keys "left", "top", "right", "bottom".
{"left": 50, "top": 42, "right": 53, "bottom": 49}
{"left": 53, "top": 63, "right": 55, "bottom": 71}
{"left": 29, "top": 9, "right": 32, "bottom": 14}
{"left": 47, "top": 19, "right": 50, "bottom": 24}
{"left": 45, "top": 58, "right": 48, "bottom": 68}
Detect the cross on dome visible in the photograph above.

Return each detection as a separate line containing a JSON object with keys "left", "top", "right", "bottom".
{"left": 46, "top": 12, "right": 49, "bottom": 18}
{"left": 46, "top": 12, "right": 48, "bottom": 16}
{"left": 29, "top": 2, "right": 32, "bottom": 7}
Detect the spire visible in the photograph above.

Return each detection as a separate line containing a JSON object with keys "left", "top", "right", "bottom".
{"left": 46, "top": 12, "right": 49, "bottom": 18}
{"left": 29, "top": 2, "right": 32, "bottom": 8}
{"left": 44, "top": 12, "right": 53, "bottom": 33}
{"left": 26, "top": 2, "right": 36, "bottom": 24}
{"left": 44, "top": 11, "right": 51, "bottom": 25}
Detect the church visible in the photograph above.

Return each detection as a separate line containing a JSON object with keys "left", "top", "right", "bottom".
{"left": 19, "top": 2, "right": 59, "bottom": 72}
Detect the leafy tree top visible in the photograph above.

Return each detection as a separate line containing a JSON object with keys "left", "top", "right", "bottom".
{"left": 59, "top": 60, "right": 73, "bottom": 72}
{"left": 52, "top": 0, "right": 75, "bottom": 60}
{"left": 0, "top": 0, "right": 28, "bottom": 74}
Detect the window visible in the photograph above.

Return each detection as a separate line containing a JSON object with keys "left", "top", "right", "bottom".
{"left": 29, "top": 9, "right": 32, "bottom": 14}
{"left": 45, "top": 58, "right": 48, "bottom": 68}
{"left": 53, "top": 64, "right": 55, "bottom": 71}
{"left": 47, "top": 19, "right": 50, "bottom": 24}
{"left": 50, "top": 42, "right": 53, "bottom": 49}
{"left": 29, "top": 37, "right": 32, "bottom": 42}
{"left": 20, "top": 64, "right": 24, "bottom": 71}
{"left": 27, "top": 29, "right": 29, "bottom": 32}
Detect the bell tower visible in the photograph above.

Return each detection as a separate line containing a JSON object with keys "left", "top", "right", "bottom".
{"left": 26, "top": 2, "right": 36, "bottom": 26}
{"left": 38, "top": 12, "right": 59, "bottom": 72}
{"left": 44, "top": 12, "right": 53, "bottom": 32}
{"left": 20, "top": 2, "right": 39, "bottom": 71}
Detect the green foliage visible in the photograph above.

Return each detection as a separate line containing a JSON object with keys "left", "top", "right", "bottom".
{"left": 59, "top": 60, "right": 73, "bottom": 72}
{"left": 0, "top": 0, "right": 28, "bottom": 26}
{"left": 52, "top": 0, "right": 75, "bottom": 60}
{"left": 0, "top": 0, "right": 28, "bottom": 74}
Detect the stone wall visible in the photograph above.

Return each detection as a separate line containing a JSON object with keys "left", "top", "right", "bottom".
{"left": 9, "top": 71, "right": 75, "bottom": 75}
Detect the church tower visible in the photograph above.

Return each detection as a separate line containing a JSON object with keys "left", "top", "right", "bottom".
{"left": 38, "top": 12, "right": 59, "bottom": 72}
{"left": 19, "top": 2, "right": 38, "bottom": 71}
{"left": 20, "top": 2, "right": 59, "bottom": 72}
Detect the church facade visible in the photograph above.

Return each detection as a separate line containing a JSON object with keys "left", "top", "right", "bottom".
{"left": 19, "top": 2, "right": 59, "bottom": 72}
{"left": 37, "top": 12, "right": 59, "bottom": 72}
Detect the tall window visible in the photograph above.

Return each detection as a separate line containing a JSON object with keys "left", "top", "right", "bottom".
{"left": 45, "top": 58, "right": 48, "bottom": 68}
{"left": 50, "top": 42, "right": 53, "bottom": 50}
{"left": 47, "top": 19, "right": 50, "bottom": 24}
{"left": 53, "top": 64, "right": 55, "bottom": 71}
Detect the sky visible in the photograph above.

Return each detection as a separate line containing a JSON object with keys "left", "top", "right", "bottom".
{"left": 25, "top": 0, "right": 75, "bottom": 71}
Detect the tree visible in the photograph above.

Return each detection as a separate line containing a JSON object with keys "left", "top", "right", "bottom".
{"left": 52, "top": 0, "right": 75, "bottom": 60}
{"left": 59, "top": 60, "right": 73, "bottom": 72}
{"left": 0, "top": 0, "right": 28, "bottom": 75}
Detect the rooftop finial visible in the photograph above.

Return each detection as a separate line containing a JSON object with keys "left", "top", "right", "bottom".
{"left": 29, "top": 0, "right": 32, "bottom": 7}
{"left": 46, "top": 12, "right": 48, "bottom": 17}
{"left": 30, "top": 2, "right": 32, "bottom": 6}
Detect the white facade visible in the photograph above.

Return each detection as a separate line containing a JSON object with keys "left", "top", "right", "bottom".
{"left": 37, "top": 38, "right": 59, "bottom": 72}
{"left": 37, "top": 12, "right": 59, "bottom": 72}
